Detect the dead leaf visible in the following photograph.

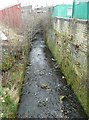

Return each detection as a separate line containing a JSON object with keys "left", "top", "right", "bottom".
{"left": 41, "top": 84, "right": 48, "bottom": 89}
{"left": 51, "top": 58, "right": 55, "bottom": 61}
{"left": 59, "top": 95, "right": 66, "bottom": 101}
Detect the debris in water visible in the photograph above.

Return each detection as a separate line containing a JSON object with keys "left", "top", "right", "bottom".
{"left": 27, "top": 63, "right": 31, "bottom": 66}
{"left": 26, "top": 66, "right": 30, "bottom": 69}
{"left": 38, "top": 100, "right": 47, "bottom": 107}
{"left": 58, "top": 84, "right": 62, "bottom": 87}
{"left": 51, "top": 58, "right": 55, "bottom": 61}
{"left": 60, "top": 109, "right": 64, "bottom": 113}
{"left": 41, "top": 84, "right": 48, "bottom": 89}
{"left": 54, "top": 63, "right": 59, "bottom": 69}
{"left": 27, "top": 71, "right": 30, "bottom": 74}
{"left": 28, "top": 91, "right": 30, "bottom": 94}
{"left": 62, "top": 76, "right": 65, "bottom": 79}
{"left": 55, "top": 65, "right": 59, "bottom": 69}
{"left": 46, "top": 98, "right": 48, "bottom": 102}
{"left": 59, "top": 95, "right": 66, "bottom": 101}
{"left": 48, "top": 73, "right": 51, "bottom": 75}
{"left": 39, "top": 73, "right": 44, "bottom": 76}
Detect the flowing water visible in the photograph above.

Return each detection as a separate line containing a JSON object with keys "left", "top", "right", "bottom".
{"left": 17, "top": 34, "right": 87, "bottom": 118}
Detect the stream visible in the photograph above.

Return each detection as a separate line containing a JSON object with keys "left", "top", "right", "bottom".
{"left": 17, "top": 33, "right": 87, "bottom": 118}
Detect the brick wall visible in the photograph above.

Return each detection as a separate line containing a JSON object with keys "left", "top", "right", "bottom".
{"left": 46, "top": 18, "right": 89, "bottom": 116}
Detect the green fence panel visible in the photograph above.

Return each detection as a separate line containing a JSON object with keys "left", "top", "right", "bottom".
{"left": 51, "top": 5, "right": 73, "bottom": 18}
{"left": 73, "top": 1, "right": 89, "bottom": 20}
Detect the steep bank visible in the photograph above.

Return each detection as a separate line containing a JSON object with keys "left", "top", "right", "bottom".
{"left": 0, "top": 24, "right": 31, "bottom": 118}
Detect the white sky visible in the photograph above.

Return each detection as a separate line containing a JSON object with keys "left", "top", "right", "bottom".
{"left": 20, "top": 0, "right": 73, "bottom": 7}
{"left": 0, "top": 0, "right": 73, "bottom": 10}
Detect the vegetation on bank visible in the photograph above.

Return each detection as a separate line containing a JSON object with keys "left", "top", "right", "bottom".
{"left": 0, "top": 24, "right": 31, "bottom": 118}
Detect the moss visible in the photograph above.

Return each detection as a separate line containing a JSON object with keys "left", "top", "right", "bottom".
{"left": 0, "top": 62, "right": 25, "bottom": 118}
{"left": 3, "top": 95, "right": 17, "bottom": 118}
{"left": 0, "top": 86, "right": 17, "bottom": 118}
{"left": 0, "top": 24, "right": 31, "bottom": 118}
{"left": 1, "top": 53, "right": 27, "bottom": 118}
{"left": 0, "top": 54, "right": 15, "bottom": 71}
{"left": 17, "top": 63, "right": 25, "bottom": 96}
{"left": 71, "top": 79, "right": 88, "bottom": 115}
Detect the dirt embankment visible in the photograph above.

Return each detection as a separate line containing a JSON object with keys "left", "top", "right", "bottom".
{"left": 0, "top": 23, "right": 31, "bottom": 118}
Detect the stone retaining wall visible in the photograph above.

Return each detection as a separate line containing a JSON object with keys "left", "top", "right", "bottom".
{"left": 46, "top": 18, "right": 89, "bottom": 116}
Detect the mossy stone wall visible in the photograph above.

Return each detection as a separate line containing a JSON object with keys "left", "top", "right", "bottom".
{"left": 46, "top": 18, "right": 89, "bottom": 116}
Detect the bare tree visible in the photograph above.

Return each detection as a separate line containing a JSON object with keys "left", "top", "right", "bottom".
{"left": 22, "top": 9, "right": 51, "bottom": 43}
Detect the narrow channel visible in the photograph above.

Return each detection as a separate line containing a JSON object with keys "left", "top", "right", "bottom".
{"left": 17, "top": 33, "right": 87, "bottom": 118}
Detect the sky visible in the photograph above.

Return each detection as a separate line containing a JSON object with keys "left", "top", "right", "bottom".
{"left": 20, "top": 0, "right": 73, "bottom": 7}
{"left": 0, "top": 0, "right": 73, "bottom": 10}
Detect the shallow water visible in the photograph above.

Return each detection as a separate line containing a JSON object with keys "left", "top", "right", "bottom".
{"left": 17, "top": 34, "right": 87, "bottom": 118}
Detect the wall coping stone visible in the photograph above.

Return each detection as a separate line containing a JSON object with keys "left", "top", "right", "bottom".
{"left": 53, "top": 17, "right": 89, "bottom": 24}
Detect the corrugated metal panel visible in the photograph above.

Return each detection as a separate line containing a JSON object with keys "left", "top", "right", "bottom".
{"left": 50, "top": 1, "right": 89, "bottom": 20}
{"left": 0, "top": 4, "right": 22, "bottom": 28}
{"left": 51, "top": 5, "right": 73, "bottom": 18}
{"left": 87, "top": 2, "right": 89, "bottom": 20}
{"left": 73, "top": 1, "right": 89, "bottom": 20}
